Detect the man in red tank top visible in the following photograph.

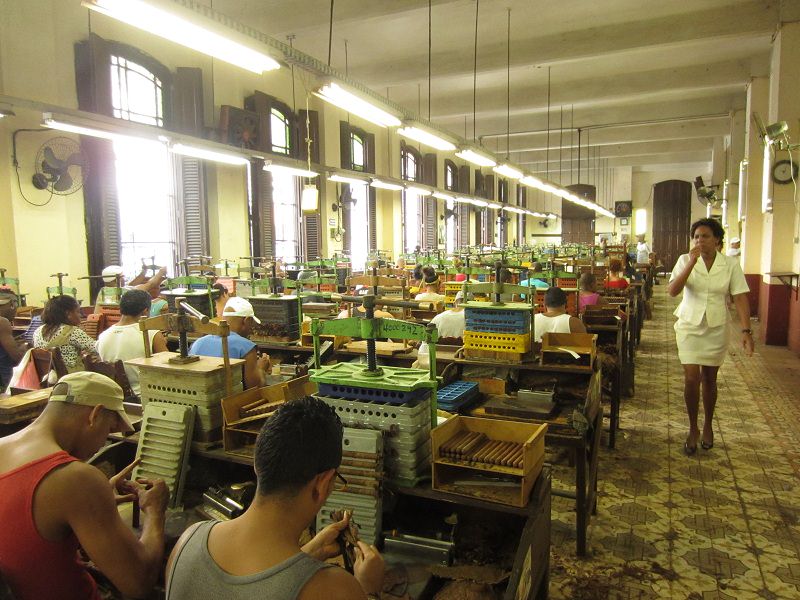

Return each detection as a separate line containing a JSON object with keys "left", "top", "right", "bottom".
{"left": 0, "top": 372, "right": 168, "bottom": 600}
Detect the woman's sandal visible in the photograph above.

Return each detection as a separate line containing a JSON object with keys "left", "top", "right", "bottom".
{"left": 701, "top": 438, "right": 714, "bottom": 450}
{"left": 684, "top": 440, "right": 698, "bottom": 456}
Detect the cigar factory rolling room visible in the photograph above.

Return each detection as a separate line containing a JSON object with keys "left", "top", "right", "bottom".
{"left": 1, "top": 0, "right": 800, "bottom": 598}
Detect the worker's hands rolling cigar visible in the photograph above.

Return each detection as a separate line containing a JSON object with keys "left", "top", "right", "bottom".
{"left": 109, "top": 458, "right": 141, "bottom": 504}
{"left": 301, "top": 511, "right": 351, "bottom": 561}
{"left": 135, "top": 477, "right": 169, "bottom": 515}
{"left": 353, "top": 541, "right": 384, "bottom": 596}
{"left": 257, "top": 353, "right": 271, "bottom": 373}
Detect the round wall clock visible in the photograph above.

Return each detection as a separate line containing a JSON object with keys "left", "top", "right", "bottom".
{"left": 772, "top": 159, "right": 798, "bottom": 185}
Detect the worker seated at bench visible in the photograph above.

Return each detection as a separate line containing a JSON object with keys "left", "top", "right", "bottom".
{"left": 0, "top": 372, "right": 168, "bottom": 600}
{"left": 605, "top": 259, "right": 629, "bottom": 291}
{"left": 94, "top": 265, "right": 168, "bottom": 313}
{"left": 97, "top": 289, "right": 168, "bottom": 396}
{"left": 414, "top": 267, "right": 446, "bottom": 304}
{"left": 578, "top": 273, "right": 607, "bottom": 314}
{"left": 166, "top": 396, "right": 385, "bottom": 600}
{"left": 519, "top": 263, "right": 549, "bottom": 299}
{"left": 534, "top": 287, "right": 586, "bottom": 342}
{"left": 34, "top": 295, "right": 97, "bottom": 374}
{"left": 0, "top": 290, "right": 25, "bottom": 392}
{"left": 190, "top": 297, "right": 271, "bottom": 390}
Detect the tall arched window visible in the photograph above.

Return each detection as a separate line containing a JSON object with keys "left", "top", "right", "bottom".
{"left": 348, "top": 131, "right": 369, "bottom": 270}
{"left": 270, "top": 107, "right": 291, "bottom": 155}
{"left": 401, "top": 144, "right": 423, "bottom": 253}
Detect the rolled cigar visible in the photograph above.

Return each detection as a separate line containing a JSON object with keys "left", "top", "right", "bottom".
{"left": 459, "top": 433, "right": 484, "bottom": 456}
{"left": 453, "top": 432, "right": 478, "bottom": 456}
{"left": 466, "top": 438, "right": 492, "bottom": 462}
{"left": 460, "top": 433, "right": 487, "bottom": 459}
{"left": 487, "top": 442, "right": 512, "bottom": 464}
{"left": 497, "top": 445, "right": 518, "bottom": 466}
{"left": 341, "top": 457, "right": 380, "bottom": 469}
{"left": 504, "top": 446, "right": 523, "bottom": 467}
{"left": 513, "top": 450, "right": 525, "bottom": 468}
{"left": 480, "top": 442, "right": 502, "bottom": 464}
{"left": 473, "top": 440, "right": 500, "bottom": 462}
{"left": 343, "top": 450, "right": 381, "bottom": 460}
{"left": 442, "top": 431, "right": 470, "bottom": 457}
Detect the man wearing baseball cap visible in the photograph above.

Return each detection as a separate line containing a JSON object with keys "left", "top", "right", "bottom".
{"left": 189, "top": 297, "right": 271, "bottom": 389}
{"left": 0, "top": 372, "right": 168, "bottom": 599}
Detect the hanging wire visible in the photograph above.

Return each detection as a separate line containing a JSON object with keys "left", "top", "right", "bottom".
{"left": 545, "top": 67, "right": 551, "bottom": 179}
{"left": 428, "top": 0, "right": 432, "bottom": 120}
{"left": 472, "top": 0, "right": 479, "bottom": 142}
{"left": 327, "top": 0, "right": 335, "bottom": 66}
{"left": 559, "top": 106, "right": 563, "bottom": 184}
{"left": 570, "top": 105, "right": 575, "bottom": 185}
{"left": 287, "top": 34, "right": 297, "bottom": 112}
{"left": 506, "top": 7, "right": 511, "bottom": 159}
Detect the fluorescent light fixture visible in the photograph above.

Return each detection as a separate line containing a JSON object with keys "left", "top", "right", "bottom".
{"left": 469, "top": 199, "right": 489, "bottom": 208}
{"left": 738, "top": 160, "right": 747, "bottom": 221}
{"left": 264, "top": 163, "right": 318, "bottom": 178}
{"left": 546, "top": 213, "right": 558, "bottom": 219}
{"left": 432, "top": 191, "right": 455, "bottom": 201}
{"left": 329, "top": 173, "right": 369, "bottom": 186}
{"left": 0, "top": 108, "right": 15, "bottom": 118}
{"left": 397, "top": 125, "right": 456, "bottom": 151}
{"left": 370, "top": 179, "right": 404, "bottom": 191}
{"left": 301, "top": 184, "right": 319, "bottom": 212}
{"left": 42, "top": 112, "right": 159, "bottom": 143}
{"left": 455, "top": 148, "right": 496, "bottom": 168}
{"left": 540, "top": 183, "right": 559, "bottom": 195}
{"left": 82, "top": 0, "right": 280, "bottom": 74}
{"left": 170, "top": 143, "right": 249, "bottom": 165}
{"left": 520, "top": 175, "right": 543, "bottom": 188}
{"left": 406, "top": 186, "right": 432, "bottom": 197}
{"left": 492, "top": 164, "right": 523, "bottom": 180}
{"left": 315, "top": 83, "right": 401, "bottom": 128}
{"left": 503, "top": 206, "right": 524, "bottom": 214}
{"left": 487, "top": 202, "right": 503, "bottom": 210}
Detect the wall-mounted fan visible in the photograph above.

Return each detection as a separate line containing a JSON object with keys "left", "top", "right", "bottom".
{"left": 32, "top": 137, "right": 87, "bottom": 195}
{"left": 693, "top": 176, "right": 721, "bottom": 207}
{"left": 440, "top": 206, "right": 456, "bottom": 220}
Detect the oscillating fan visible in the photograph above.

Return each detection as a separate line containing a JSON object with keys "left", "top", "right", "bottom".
{"left": 32, "top": 137, "right": 88, "bottom": 195}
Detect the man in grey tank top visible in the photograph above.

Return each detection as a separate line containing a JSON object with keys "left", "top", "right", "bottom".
{"left": 165, "top": 397, "right": 385, "bottom": 599}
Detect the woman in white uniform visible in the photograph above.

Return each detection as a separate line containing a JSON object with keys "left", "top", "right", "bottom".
{"left": 668, "top": 219, "right": 753, "bottom": 455}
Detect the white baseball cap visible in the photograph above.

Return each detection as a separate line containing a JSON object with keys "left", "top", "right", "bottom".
{"left": 101, "top": 265, "right": 124, "bottom": 283}
{"left": 222, "top": 296, "right": 261, "bottom": 324}
{"left": 49, "top": 372, "right": 134, "bottom": 433}
{"left": 730, "top": 237, "right": 741, "bottom": 244}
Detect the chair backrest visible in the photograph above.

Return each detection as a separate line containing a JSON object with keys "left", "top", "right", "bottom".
{"left": 81, "top": 353, "right": 136, "bottom": 400}
{"left": 30, "top": 349, "right": 53, "bottom": 385}
{"left": 50, "top": 348, "right": 69, "bottom": 380}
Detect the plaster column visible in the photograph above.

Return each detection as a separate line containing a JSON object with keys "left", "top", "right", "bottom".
{"left": 741, "top": 78, "right": 769, "bottom": 315}
{"left": 759, "top": 20, "right": 800, "bottom": 347}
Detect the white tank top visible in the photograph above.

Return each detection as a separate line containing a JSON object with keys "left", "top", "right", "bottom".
{"left": 533, "top": 313, "right": 572, "bottom": 342}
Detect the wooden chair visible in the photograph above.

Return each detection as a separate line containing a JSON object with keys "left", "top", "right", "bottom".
{"left": 81, "top": 353, "right": 137, "bottom": 401}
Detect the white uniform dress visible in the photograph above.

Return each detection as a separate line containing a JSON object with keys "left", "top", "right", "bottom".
{"left": 670, "top": 251, "right": 749, "bottom": 366}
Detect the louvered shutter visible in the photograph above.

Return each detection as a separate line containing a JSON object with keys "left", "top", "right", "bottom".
{"left": 300, "top": 109, "right": 322, "bottom": 260}
{"left": 178, "top": 157, "right": 208, "bottom": 256}
{"left": 517, "top": 186, "right": 526, "bottom": 246}
{"left": 304, "top": 212, "right": 322, "bottom": 259}
{"left": 251, "top": 161, "right": 275, "bottom": 257}
{"left": 483, "top": 174, "right": 495, "bottom": 244}
{"left": 422, "top": 153, "right": 438, "bottom": 250}
{"left": 75, "top": 35, "right": 122, "bottom": 299}
{"left": 368, "top": 188, "right": 377, "bottom": 251}
{"left": 458, "top": 166, "right": 471, "bottom": 248}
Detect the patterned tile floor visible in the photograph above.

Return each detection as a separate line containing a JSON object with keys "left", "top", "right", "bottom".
{"left": 548, "top": 286, "right": 800, "bottom": 600}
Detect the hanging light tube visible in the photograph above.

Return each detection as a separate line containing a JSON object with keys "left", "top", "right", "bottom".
{"left": 329, "top": 173, "right": 369, "bottom": 186}
{"left": 82, "top": 0, "right": 280, "bottom": 74}
{"left": 520, "top": 175, "right": 543, "bottom": 188}
{"left": 170, "top": 143, "right": 250, "bottom": 165}
{"left": 432, "top": 191, "right": 455, "bottom": 201}
{"left": 370, "top": 178, "right": 404, "bottom": 191}
{"left": 315, "top": 83, "right": 401, "bottom": 128}
{"left": 397, "top": 124, "right": 456, "bottom": 151}
{"left": 42, "top": 112, "right": 161, "bottom": 143}
{"left": 492, "top": 164, "right": 523, "bottom": 180}
{"left": 264, "top": 163, "right": 318, "bottom": 178}
{"left": 455, "top": 148, "right": 497, "bottom": 168}
{"left": 406, "top": 186, "right": 432, "bottom": 197}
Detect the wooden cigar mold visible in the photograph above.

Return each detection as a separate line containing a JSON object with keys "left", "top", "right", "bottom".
{"left": 439, "top": 434, "right": 524, "bottom": 468}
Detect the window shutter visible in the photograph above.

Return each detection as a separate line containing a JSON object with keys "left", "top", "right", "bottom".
{"left": 304, "top": 212, "right": 322, "bottom": 259}
{"left": 483, "top": 174, "right": 495, "bottom": 200}
{"left": 172, "top": 67, "right": 204, "bottom": 135}
{"left": 368, "top": 188, "right": 377, "bottom": 251}
{"left": 75, "top": 34, "right": 119, "bottom": 299}
{"left": 457, "top": 166, "right": 471, "bottom": 248}
{"left": 177, "top": 157, "right": 208, "bottom": 256}
{"left": 250, "top": 160, "right": 275, "bottom": 257}
{"left": 422, "top": 153, "right": 438, "bottom": 250}
{"left": 517, "top": 186, "right": 526, "bottom": 246}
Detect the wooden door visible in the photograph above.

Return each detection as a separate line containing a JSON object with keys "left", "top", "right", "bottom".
{"left": 561, "top": 194, "right": 596, "bottom": 244}
{"left": 652, "top": 180, "right": 692, "bottom": 272}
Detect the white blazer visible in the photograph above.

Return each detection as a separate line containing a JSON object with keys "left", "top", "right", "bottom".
{"left": 670, "top": 252, "right": 749, "bottom": 328}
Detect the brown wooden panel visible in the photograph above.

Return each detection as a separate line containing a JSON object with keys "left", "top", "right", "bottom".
{"left": 652, "top": 180, "right": 692, "bottom": 272}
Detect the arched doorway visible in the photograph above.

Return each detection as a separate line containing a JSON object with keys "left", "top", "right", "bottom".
{"left": 652, "top": 180, "right": 692, "bottom": 271}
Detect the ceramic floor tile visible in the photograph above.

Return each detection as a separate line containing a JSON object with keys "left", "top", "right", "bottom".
{"left": 549, "top": 287, "right": 800, "bottom": 598}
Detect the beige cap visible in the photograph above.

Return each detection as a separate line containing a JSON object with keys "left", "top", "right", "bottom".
{"left": 222, "top": 296, "right": 261, "bottom": 324}
{"left": 49, "top": 372, "right": 134, "bottom": 433}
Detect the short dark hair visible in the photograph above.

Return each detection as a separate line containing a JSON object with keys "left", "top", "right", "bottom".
{"left": 212, "top": 282, "right": 229, "bottom": 296}
{"left": 254, "top": 396, "right": 343, "bottom": 496}
{"left": 412, "top": 265, "right": 424, "bottom": 281}
{"left": 544, "top": 287, "right": 567, "bottom": 308}
{"left": 690, "top": 218, "right": 725, "bottom": 243}
{"left": 119, "top": 289, "right": 152, "bottom": 317}
{"left": 42, "top": 295, "right": 80, "bottom": 338}
{"left": 579, "top": 272, "right": 597, "bottom": 291}
{"left": 500, "top": 268, "right": 512, "bottom": 283}
{"left": 609, "top": 259, "right": 622, "bottom": 273}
